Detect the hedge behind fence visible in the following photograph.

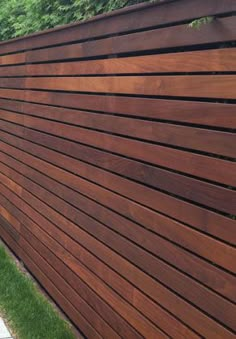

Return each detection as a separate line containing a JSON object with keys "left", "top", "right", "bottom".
{"left": 0, "top": 0, "right": 154, "bottom": 41}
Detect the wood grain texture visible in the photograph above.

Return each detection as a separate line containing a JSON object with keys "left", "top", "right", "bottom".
{"left": 0, "top": 90, "right": 235, "bottom": 129}
{"left": 1, "top": 114, "right": 235, "bottom": 188}
{"left": 26, "top": 17, "right": 236, "bottom": 63}
{"left": 1, "top": 48, "right": 235, "bottom": 74}
{"left": 0, "top": 147, "right": 235, "bottom": 305}
{"left": 1, "top": 103, "right": 234, "bottom": 158}
{"left": 0, "top": 117, "right": 235, "bottom": 217}
{"left": 0, "top": 183, "right": 234, "bottom": 339}
{"left": 0, "top": 0, "right": 235, "bottom": 54}
{"left": 0, "top": 128, "right": 235, "bottom": 250}
{"left": 0, "top": 2, "right": 235, "bottom": 338}
{"left": 0, "top": 52, "right": 25, "bottom": 66}
{"left": 23, "top": 75, "right": 236, "bottom": 99}
{"left": 1, "top": 74, "right": 236, "bottom": 100}
{"left": 0, "top": 191, "right": 197, "bottom": 338}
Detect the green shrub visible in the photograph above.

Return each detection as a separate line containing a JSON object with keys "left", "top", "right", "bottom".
{"left": 0, "top": 0, "right": 154, "bottom": 41}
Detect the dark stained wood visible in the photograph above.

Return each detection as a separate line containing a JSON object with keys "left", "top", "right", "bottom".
{"left": 21, "top": 228, "right": 166, "bottom": 339}
{"left": 0, "top": 52, "right": 25, "bottom": 66}
{"left": 0, "top": 214, "right": 19, "bottom": 242}
{"left": 1, "top": 115, "right": 236, "bottom": 194}
{"left": 0, "top": 2, "right": 235, "bottom": 338}
{"left": 0, "top": 148, "right": 235, "bottom": 305}
{"left": 0, "top": 90, "right": 235, "bottom": 129}
{"left": 0, "top": 222, "right": 22, "bottom": 261}
{"left": 26, "top": 17, "right": 236, "bottom": 63}
{"left": 2, "top": 187, "right": 233, "bottom": 338}
{"left": 0, "top": 118, "right": 235, "bottom": 219}
{"left": 20, "top": 236, "right": 118, "bottom": 339}
{"left": 20, "top": 246, "right": 103, "bottom": 339}
{"left": 1, "top": 48, "right": 235, "bottom": 74}
{"left": 0, "top": 185, "right": 164, "bottom": 338}
{"left": 0, "top": 65, "right": 26, "bottom": 77}
{"left": 22, "top": 47, "right": 236, "bottom": 74}
{"left": 0, "top": 191, "right": 199, "bottom": 339}
{"left": 1, "top": 157, "right": 236, "bottom": 328}
{"left": 0, "top": 104, "right": 234, "bottom": 159}
{"left": 0, "top": 78, "right": 25, "bottom": 89}
{"left": 0, "top": 89, "right": 25, "bottom": 101}
{"left": 1, "top": 0, "right": 235, "bottom": 55}
{"left": 1, "top": 74, "right": 236, "bottom": 100}
{"left": 23, "top": 75, "right": 236, "bottom": 100}
{"left": 0, "top": 198, "right": 145, "bottom": 339}
{"left": 0, "top": 193, "right": 197, "bottom": 339}
{"left": 0, "top": 204, "right": 21, "bottom": 232}
{"left": 0, "top": 129, "right": 235, "bottom": 248}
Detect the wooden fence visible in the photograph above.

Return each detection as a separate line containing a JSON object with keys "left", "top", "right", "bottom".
{"left": 0, "top": 0, "right": 235, "bottom": 337}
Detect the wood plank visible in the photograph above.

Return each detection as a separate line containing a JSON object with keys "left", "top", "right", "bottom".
{"left": 1, "top": 149, "right": 235, "bottom": 304}
{"left": 0, "top": 193, "right": 144, "bottom": 339}
{"left": 1, "top": 48, "right": 236, "bottom": 75}
{"left": 0, "top": 215, "right": 98, "bottom": 339}
{"left": 0, "top": 184, "right": 234, "bottom": 339}
{"left": 23, "top": 47, "right": 236, "bottom": 74}
{"left": 0, "top": 214, "right": 19, "bottom": 242}
{"left": 0, "top": 115, "right": 235, "bottom": 220}
{"left": 2, "top": 146, "right": 236, "bottom": 272}
{"left": 0, "top": 89, "right": 25, "bottom": 101}
{"left": 0, "top": 223, "right": 22, "bottom": 262}
{"left": 21, "top": 227, "right": 167, "bottom": 339}
{"left": 19, "top": 236, "right": 122, "bottom": 339}
{"left": 23, "top": 75, "right": 236, "bottom": 100}
{"left": 0, "top": 90, "right": 235, "bottom": 129}
{"left": 0, "top": 65, "right": 26, "bottom": 77}
{"left": 0, "top": 193, "right": 197, "bottom": 338}
{"left": 1, "top": 114, "right": 236, "bottom": 192}
{"left": 1, "top": 161, "right": 236, "bottom": 332}
{"left": 1, "top": 0, "right": 235, "bottom": 55}
{"left": 1, "top": 118, "right": 235, "bottom": 216}
{"left": 0, "top": 52, "right": 25, "bottom": 66}
{"left": 0, "top": 78, "right": 25, "bottom": 89}
{"left": 0, "top": 99, "right": 22, "bottom": 112}
{"left": 1, "top": 116, "right": 235, "bottom": 217}
{"left": 26, "top": 17, "right": 236, "bottom": 63}
{"left": 0, "top": 129, "right": 235, "bottom": 248}
{"left": 1, "top": 185, "right": 164, "bottom": 338}
{"left": 1, "top": 103, "right": 234, "bottom": 159}
{"left": 2, "top": 74, "right": 236, "bottom": 100}
{"left": 20, "top": 246, "right": 102, "bottom": 339}
{"left": 0, "top": 2, "right": 236, "bottom": 336}
{"left": 0, "top": 205, "right": 21, "bottom": 232}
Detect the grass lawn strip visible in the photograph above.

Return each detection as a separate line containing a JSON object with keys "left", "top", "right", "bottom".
{"left": 0, "top": 243, "right": 76, "bottom": 339}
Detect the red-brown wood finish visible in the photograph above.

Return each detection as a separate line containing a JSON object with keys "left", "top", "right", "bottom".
{"left": 0, "top": 1, "right": 235, "bottom": 338}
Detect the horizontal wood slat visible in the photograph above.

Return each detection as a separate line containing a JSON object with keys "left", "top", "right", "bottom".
{"left": 0, "top": 179, "right": 235, "bottom": 335}
{"left": 0, "top": 130, "right": 235, "bottom": 253}
{"left": 0, "top": 1, "right": 235, "bottom": 338}
{"left": 0, "top": 107, "right": 235, "bottom": 160}
{"left": 1, "top": 74, "right": 236, "bottom": 100}
{"left": 0, "top": 52, "right": 25, "bottom": 66}
{"left": 0, "top": 48, "right": 235, "bottom": 73}
{"left": 1, "top": 118, "right": 236, "bottom": 215}
{"left": 0, "top": 91, "right": 235, "bottom": 129}
{"left": 1, "top": 75, "right": 234, "bottom": 99}
{"left": 0, "top": 147, "right": 235, "bottom": 302}
{"left": 0, "top": 0, "right": 235, "bottom": 55}
{"left": 24, "top": 17, "right": 236, "bottom": 63}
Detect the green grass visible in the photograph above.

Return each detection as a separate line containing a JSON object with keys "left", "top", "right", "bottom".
{"left": 0, "top": 244, "right": 76, "bottom": 339}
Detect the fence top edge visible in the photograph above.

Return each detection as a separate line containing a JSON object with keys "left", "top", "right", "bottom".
{"left": 0, "top": 0, "right": 176, "bottom": 48}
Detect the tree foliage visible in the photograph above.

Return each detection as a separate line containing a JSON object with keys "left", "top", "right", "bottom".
{"left": 0, "top": 0, "right": 154, "bottom": 41}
